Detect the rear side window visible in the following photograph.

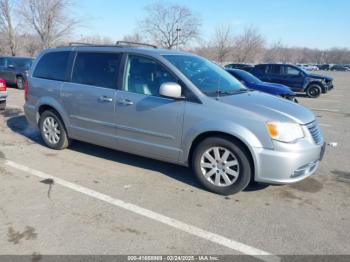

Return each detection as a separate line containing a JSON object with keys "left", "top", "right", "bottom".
{"left": 33, "top": 52, "right": 71, "bottom": 81}
{"left": 72, "top": 52, "right": 121, "bottom": 89}
{"left": 267, "top": 65, "right": 281, "bottom": 75}
{"left": 254, "top": 65, "right": 266, "bottom": 74}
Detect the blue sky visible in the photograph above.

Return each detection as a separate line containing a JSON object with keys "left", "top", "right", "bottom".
{"left": 76, "top": 0, "right": 350, "bottom": 49}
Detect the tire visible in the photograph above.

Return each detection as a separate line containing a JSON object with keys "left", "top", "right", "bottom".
{"left": 0, "top": 101, "right": 6, "bottom": 110}
{"left": 39, "top": 110, "right": 70, "bottom": 150}
{"left": 284, "top": 95, "right": 298, "bottom": 103}
{"left": 306, "top": 84, "right": 322, "bottom": 98}
{"left": 192, "top": 137, "right": 252, "bottom": 195}
{"left": 16, "top": 76, "right": 24, "bottom": 90}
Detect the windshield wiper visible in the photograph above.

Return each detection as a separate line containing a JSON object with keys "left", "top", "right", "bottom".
{"left": 215, "top": 90, "right": 235, "bottom": 96}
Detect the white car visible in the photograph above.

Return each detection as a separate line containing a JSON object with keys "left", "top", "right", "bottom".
{"left": 297, "top": 64, "right": 319, "bottom": 71}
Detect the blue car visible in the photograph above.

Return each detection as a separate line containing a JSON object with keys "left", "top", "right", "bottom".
{"left": 226, "top": 68, "right": 298, "bottom": 102}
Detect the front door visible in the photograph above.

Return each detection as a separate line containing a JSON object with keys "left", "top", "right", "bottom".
{"left": 115, "top": 55, "right": 185, "bottom": 162}
{"left": 281, "top": 65, "right": 305, "bottom": 91}
{"left": 61, "top": 52, "right": 122, "bottom": 148}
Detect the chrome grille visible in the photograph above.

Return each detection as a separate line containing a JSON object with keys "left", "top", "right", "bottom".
{"left": 307, "top": 121, "right": 323, "bottom": 145}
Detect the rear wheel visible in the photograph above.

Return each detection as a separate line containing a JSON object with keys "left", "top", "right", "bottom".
{"left": 39, "top": 110, "right": 70, "bottom": 150}
{"left": 306, "top": 84, "right": 322, "bottom": 98}
{"left": 16, "top": 76, "right": 24, "bottom": 90}
{"left": 192, "top": 137, "right": 252, "bottom": 195}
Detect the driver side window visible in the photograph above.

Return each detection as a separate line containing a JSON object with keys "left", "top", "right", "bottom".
{"left": 123, "top": 55, "right": 177, "bottom": 96}
{"left": 285, "top": 66, "right": 300, "bottom": 76}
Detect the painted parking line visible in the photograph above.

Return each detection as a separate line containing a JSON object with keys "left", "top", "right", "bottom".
{"left": 4, "top": 160, "right": 279, "bottom": 262}
{"left": 311, "top": 108, "right": 340, "bottom": 113}
{"left": 313, "top": 99, "right": 339, "bottom": 103}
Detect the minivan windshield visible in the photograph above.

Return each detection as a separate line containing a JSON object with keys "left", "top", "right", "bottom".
{"left": 164, "top": 55, "right": 246, "bottom": 97}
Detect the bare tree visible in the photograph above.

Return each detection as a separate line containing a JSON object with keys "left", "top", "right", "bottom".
{"left": 19, "top": 0, "right": 79, "bottom": 48}
{"left": 76, "top": 35, "right": 114, "bottom": 45}
{"left": 210, "top": 24, "right": 234, "bottom": 63}
{"left": 140, "top": 1, "right": 201, "bottom": 49}
{"left": 0, "top": 0, "right": 16, "bottom": 56}
{"left": 122, "top": 32, "right": 143, "bottom": 43}
{"left": 21, "top": 34, "right": 42, "bottom": 56}
{"left": 233, "top": 25, "right": 265, "bottom": 63}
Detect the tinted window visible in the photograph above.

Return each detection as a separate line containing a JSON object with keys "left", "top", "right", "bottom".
{"left": 284, "top": 66, "right": 300, "bottom": 76}
{"left": 124, "top": 56, "right": 177, "bottom": 96}
{"left": 267, "top": 65, "right": 281, "bottom": 74}
{"left": 33, "top": 52, "right": 70, "bottom": 81}
{"left": 0, "top": 58, "right": 6, "bottom": 67}
{"left": 13, "top": 58, "right": 34, "bottom": 69}
{"left": 72, "top": 53, "right": 121, "bottom": 89}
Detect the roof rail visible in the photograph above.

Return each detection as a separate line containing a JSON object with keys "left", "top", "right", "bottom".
{"left": 69, "top": 42, "right": 94, "bottom": 46}
{"left": 115, "top": 41, "right": 157, "bottom": 49}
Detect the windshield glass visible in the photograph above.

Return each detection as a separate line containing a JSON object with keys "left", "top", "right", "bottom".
{"left": 14, "top": 58, "right": 33, "bottom": 69}
{"left": 234, "top": 70, "right": 262, "bottom": 84}
{"left": 164, "top": 55, "right": 246, "bottom": 97}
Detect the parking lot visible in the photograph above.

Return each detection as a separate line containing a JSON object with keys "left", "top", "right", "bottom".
{"left": 0, "top": 71, "right": 349, "bottom": 259}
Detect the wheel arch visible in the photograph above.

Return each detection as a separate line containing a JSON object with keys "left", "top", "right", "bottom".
{"left": 307, "top": 81, "right": 326, "bottom": 92}
{"left": 36, "top": 98, "right": 70, "bottom": 131}
{"left": 187, "top": 131, "right": 257, "bottom": 181}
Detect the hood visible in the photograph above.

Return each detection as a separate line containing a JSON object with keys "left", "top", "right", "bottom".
{"left": 248, "top": 82, "right": 294, "bottom": 95}
{"left": 217, "top": 91, "right": 315, "bottom": 124}
{"left": 307, "top": 73, "right": 333, "bottom": 81}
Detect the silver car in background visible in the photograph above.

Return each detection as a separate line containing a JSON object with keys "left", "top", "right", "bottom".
{"left": 24, "top": 42, "right": 325, "bottom": 195}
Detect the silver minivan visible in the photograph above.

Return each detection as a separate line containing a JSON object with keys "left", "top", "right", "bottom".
{"left": 24, "top": 43, "right": 325, "bottom": 195}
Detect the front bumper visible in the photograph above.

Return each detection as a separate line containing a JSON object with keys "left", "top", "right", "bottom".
{"left": 253, "top": 125, "right": 325, "bottom": 184}
{"left": 0, "top": 91, "right": 7, "bottom": 101}
{"left": 326, "top": 81, "right": 334, "bottom": 91}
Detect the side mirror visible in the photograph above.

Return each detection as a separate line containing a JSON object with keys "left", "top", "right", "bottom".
{"left": 159, "top": 82, "right": 183, "bottom": 99}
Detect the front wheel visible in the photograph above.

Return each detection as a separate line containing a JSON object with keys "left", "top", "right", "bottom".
{"left": 192, "top": 137, "right": 252, "bottom": 195}
{"left": 39, "top": 110, "right": 70, "bottom": 150}
{"left": 306, "top": 84, "right": 322, "bottom": 98}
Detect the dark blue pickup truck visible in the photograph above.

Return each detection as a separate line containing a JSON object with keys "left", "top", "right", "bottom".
{"left": 250, "top": 64, "right": 334, "bottom": 98}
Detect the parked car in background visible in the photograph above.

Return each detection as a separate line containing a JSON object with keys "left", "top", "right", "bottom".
{"left": 297, "top": 64, "right": 319, "bottom": 71}
{"left": 24, "top": 43, "right": 325, "bottom": 195}
{"left": 331, "top": 65, "right": 350, "bottom": 71}
{"left": 250, "top": 64, "right": 334, "bottom": 98}
{"left": 318, "top": 64, "right": 332, "bottom": 71}
{"left": 226, "top": 68, "right": 298, "bottom": 102}
{"left": 224, "top": 63, "right": 254, "bottom": 71}
{"left": 0, "top": 79, "right": 7, "bottom": 110}
{"left": 0, "top": 56, "right": 34, "bottom": 89}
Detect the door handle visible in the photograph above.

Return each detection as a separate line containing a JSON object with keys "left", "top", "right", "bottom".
{"left": 117, "top": 99, "right": 134, "bottom": 106}
{"left": 99, "top": 96, "right": 113, "bottom": 102}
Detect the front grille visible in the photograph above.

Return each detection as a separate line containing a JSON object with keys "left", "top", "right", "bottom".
{"left": 307, "top": 121, "right": 323, "bottom": 145}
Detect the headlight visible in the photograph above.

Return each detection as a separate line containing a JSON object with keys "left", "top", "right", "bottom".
{"left": 266, "top": 122, "right": 304, "bottom": 143}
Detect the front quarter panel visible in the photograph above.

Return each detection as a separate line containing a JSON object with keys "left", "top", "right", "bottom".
{"left": 180, "top": 100, "right": 274, "bottom": 164}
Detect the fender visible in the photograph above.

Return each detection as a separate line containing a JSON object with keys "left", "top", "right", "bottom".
{"left": 180, "top": 119, "right": 272, "bottom": 164}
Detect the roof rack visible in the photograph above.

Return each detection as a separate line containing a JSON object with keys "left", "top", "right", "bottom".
{"left": 69, "top": 42, "right": 94, "bottom": 46}
{"left": 115, "top": 41, "right": 158, "bottom": 49}
{"left": 63, "top": 41, "right": 158, "bottom": 49}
